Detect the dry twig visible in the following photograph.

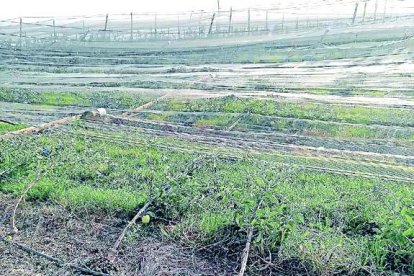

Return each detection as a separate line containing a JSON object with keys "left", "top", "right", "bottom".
{"left": 11, "top": 170, "right": 44, "bottom": 234}
{"left": 112, "top": 200, "right": 152, "bottom": 251}
{"left": 0, "top": 235, "right": 110, "bottom": 276}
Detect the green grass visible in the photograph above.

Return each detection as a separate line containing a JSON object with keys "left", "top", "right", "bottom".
{"left": 0, "top": 87, "right": 159, "bottom": 109}
{"left": 0, "top": 122, "right": 27, "bottom": 134}
{"left": 1, "top": 126, "right": 413, "bottom": 274}
{"left": 152, "top": 96, "right": 414, "bottom": 127}
{"left": 181, "top": 112, "right": 412, "bottom": 140}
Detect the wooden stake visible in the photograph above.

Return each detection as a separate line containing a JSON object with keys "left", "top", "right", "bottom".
{"left": 19, "top": 18, "right": 22, "bottom": 47}
{"left": 53, "top": 19, "right": 56, "bottom": 42}
{"left": 362, "top": 1, "right": 368, "bottom": 22}
{"left": 208, "top": 13, "right": 216, "bottom": 35}
{"left": 177, "top": 16, "right": 180, "bottom": 39}
{"left": 103, "top": 14, "right": 108, "bottom": 40}
{"left": 104, "top": 14, "right": 108, "bottom": 31}
{"left": 383, "top": 0, "right": 388, "bottom": 22}
{"left": 130, "top": 12, "right": 133, "bottom": 40}
{"left": 352, "top": 1, "right": 359, "bottom": 24}
{"left": 228, "top": 7, "right": 233, "bottom": 33}
{"left": 374, "top": 0, "right": 378, "bottom": 20}
{"left": 248, "top": 8, "right": 251, "bottom": 35}
{"left": 154, "top": 14, "right": 157, "bottom": 38}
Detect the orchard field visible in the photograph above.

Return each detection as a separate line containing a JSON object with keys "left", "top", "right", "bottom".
{"left": 0, "top": 13, "right": 413, "bottom": 275}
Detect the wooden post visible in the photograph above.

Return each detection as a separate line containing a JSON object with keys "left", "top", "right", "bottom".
{"left": 53, "top": 19, "right": 56, "bottom": 42}
{"left": 228, "top": 7, "right": 233, "bottom": 33}
{"left": 199, "top": 11, "right": 204, "bottom": 37}
{"left": 154, "top": 15, "right": 157, "bottom": 38}
{"left": 19, "top": 18, "right": 22, "bottom": 47}
{"left": 247, "top": 8, "right": 251, "bottom": 35}
{"left": 104, "top": 14, "right": 108, "bottom": 40}
{"left": 189, "top": 11, "right": 193, "bottom": 36}
{"left": 374, "top": 0, "right": 378, "bottom": 20}
{"left": 352, "top": 2, "right": 359, "bottom": 25}
{"left": 265, "top": 10, "right": 269, "bottom": 31}
{"left": 104, "top": 14, "right": 108, "bottom": 31}
{"left": 130, "top": 12, "right": 133, "bottom": 40}
{"left": 208, "top": 13, "right": 215, "bottom": 36}
{"left": 177, "top": 16, "right": 180, "bottom": 39}
{"left": 362, "top": 1, "right": 367, "bottom": 22}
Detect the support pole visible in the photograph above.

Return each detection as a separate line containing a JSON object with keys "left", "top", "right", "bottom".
{"left": 177, "top": 16, "right": 180, "bottom": 39}
{"left": 362, "top": 1, "right": 367, "bottom": 22}
{"left": 130, "top": 12, "right": 133, "bottom": 40}
{"left": 104, "top": 14, "right": 108, "bottom": 40}
{"left": 53, "top": 19, "right": 56, "bottom": 42}
{"left": 282, "top": 14, "right": 285, "bottom": 32}
{"left": 228, "top": 7, "right": 233, "bottom": 33}
{"left": 199, "top": 11, "right": 204, "bottom": 37}
{"left": 154, "top": 15, "right": 157, "bottom": 38}
{"left": 247, "top": 8, "right": 251, "bottom": 35}
{"left": 19, "top": 18, "right": 22, "bottom": 47}
{"left": 352, "top": 2, "right": 359, "bottom": 25}
{"left": 374, "top": 0, "right": 378, "bottom": 20}
{"left": 104, "top": 14, "right": 108, "bottom": 31}
{"left": 208, "top": 13, "right": 216, "bottom": 36}
{"left": 265, "top": 10, "right": 269, "bottom": 31}
{"left": 383, "top": 0, "right": 388, "bottom": 22}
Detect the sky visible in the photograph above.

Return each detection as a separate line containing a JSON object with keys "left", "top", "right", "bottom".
{"left": 0, "top": 0, "right": 411, "bottom": 19}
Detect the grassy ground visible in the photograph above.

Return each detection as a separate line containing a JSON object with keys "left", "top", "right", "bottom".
{"left": 0, "top": 87, "right": 160, "bottom": 109}
{"left": 1, "top": 122, "right": 413, "bottom": 275}
{"left": 152, "top": 96, "right": 414, "bottom": 127}
{"left": 0, "top": 122, "right": 27, "bottom": 134}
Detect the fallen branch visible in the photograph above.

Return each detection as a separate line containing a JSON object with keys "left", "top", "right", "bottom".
{"left": 112, "top": 200, "right": 152, "bottom": 251}
{"left": 0, "top": 119, "right": 16, "bottom": 125}
{"left": 122, "top": 94, "right": 169, "bottom": 117}
{"left": 0, "top": 235, "right": 110, "bottom": 276}
{"left": 238, "top": 226, "right": 254, "bottom": 276}
{"left": 1, "top": 115, "right": 80, "bottom": 139}
{"left": 11, "top": 170, "right": 44, "bottom": 234}
{"left": 238, "top": 199, "right": 263, "bottom": 276}
{"left": 227, "top": 116, "right": 242, "bottom": 131}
